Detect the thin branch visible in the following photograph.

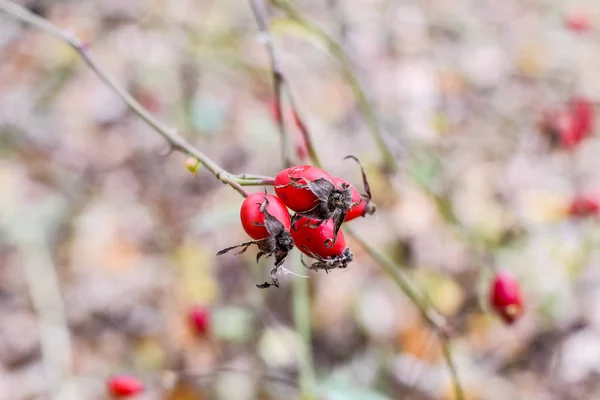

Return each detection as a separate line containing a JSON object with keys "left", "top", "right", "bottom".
{"left": 174, "top": 366, "right": 300, "bottom": 390}
{"left": 343, "top": 225, "right": 450, "bottom": 337}
{"left": 249, "top": 0, "right": 323, "bottom": 168}
{"left": 442, "top": 341, "right": 465, "bottom": 400}
{"left": 249, "top": 0, "right": 292, "bottom": 167}
{"left": 0, "top": 0, "right": 249, "bottom": 198}
{"left": 237, "top": 178, "right": 275, "bottom": 186}
{"left": 271, "top": 0, "right": 398, "bottom": 172}
{"left": 291, "top": 251, "right": 317, "bottom": 399}
{"left": 9, "top": 229, "right": 78, "bottom": 399}
{"left": 285, "top": 85, "right": 323, "bottom": 167}
{"left": 345, "top": 225, "right": 464, "bottom": 399}
{"left": 235, "top": 173, "right": 276, "bottom": 181}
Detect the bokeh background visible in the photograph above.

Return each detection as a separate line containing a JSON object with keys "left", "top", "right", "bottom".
{"left": 2, "top": 0, "right": 600, "bottom": 399}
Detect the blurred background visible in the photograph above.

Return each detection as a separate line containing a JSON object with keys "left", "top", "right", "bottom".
{"left": 2, "top": 0, "right": 600, "bottom": 399}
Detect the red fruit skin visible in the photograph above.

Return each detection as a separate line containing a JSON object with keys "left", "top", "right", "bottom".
{"left": 188, "top": 305, "right": 211, "bottom": 336}
{"left": 568, "top": 196, "right": 600, "bottom": 217}
{"left": 107, "top": 375, "right": 144, "bottom": 398}
{"left": 274, "top": 165, "right": 332, "bottom": 212}
{"left": 240, "top": 192, "right": 291, "bottom": 240}
{"left": 489, "top": 270, "right": 524, "bottom": 324}
{"left": 291, "top": 218, "right": 347, "bottom": 259}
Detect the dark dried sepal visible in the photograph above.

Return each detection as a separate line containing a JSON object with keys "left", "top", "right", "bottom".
{"left": 217, "top": 195, "right": 294, "bottom": 289}
{"left": 300, "top": 246, "right": 354, "bottom": 272}
{"left": 287, "top": 178, "right": 356, "bottom": 247}
{"left": 345, "top": 155, "right": 376, "bottom": 217}
{"left": 344, "top": 155, "right": 372, "bottom": 199}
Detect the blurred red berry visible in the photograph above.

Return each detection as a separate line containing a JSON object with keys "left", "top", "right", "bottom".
{"left": 568, "top": 195, "right": 600, "bottom": 217}
{"left": 489, "top": 270, "right": 524, "bottom": 324}
{"left": 538, "top": 98, "right": 594, "bottom": 150}
{"left": 565, "top": 12, "right": 591, "bottom": 33}
{"left": 291, "top": 217, "right": 354, "bottom": 271}
{"left": 107, "top": 375, "right": 144, "bottom": 398}
{"left": 188, "top": 305, "right": 211, "bottom": 336}
{"left": 570, "top": 97, "right": 594, "bottom": 138}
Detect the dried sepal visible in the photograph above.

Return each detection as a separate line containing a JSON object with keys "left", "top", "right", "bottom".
{"left": 344, "top": 155, "right": 376, "bottom": 216}
{"left": 217, "top": 196, "right": 294, "bottom": 289}
{"left": 283, "top": 175, "right": 357, "bottom": 247}
{"left": 299, "top": 246, "right": 354, "bottom": 272}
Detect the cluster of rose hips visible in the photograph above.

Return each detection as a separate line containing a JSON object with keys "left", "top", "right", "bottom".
{"left": 217, "top": 157, "right": 375, "bottom": 288}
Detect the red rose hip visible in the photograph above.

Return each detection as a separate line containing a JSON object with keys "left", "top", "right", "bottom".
{"left": 291, "top": 217, "right": 354, "bottom": 271}
{"left": 240, "top": 192, "right": 292, "bottom": 239}
{"left": 274, "top": 165, "right": 333, "bottom": 212}
{"left": 489, "top": 270, "right": 524, "bottom": 324}
{"left": 188, "top": 305, "right": 211, "bottom": 337}
{"left": 568, "top": 195, "right": 600, "bottom": 217}
{"left": 107, "top": 375, "right": 144, "bottom": 398}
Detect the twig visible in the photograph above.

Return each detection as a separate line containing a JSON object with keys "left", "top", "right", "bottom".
{"left": 249, "top": 0, "right": 292, "bottom": 167}
{"left": 249, "top": 0, "right": 323, "bottom": 168}
{"left": 174, "top": 366, "right": 300, "bottom": 390}
{"left": 441, "top": 341, "right": 465, "bottom": 400}
{"left": 0, "top": 0, "right": 249, "bottom": 198}
{"left": 7, "top": 224, "right": 78, "bottom": 399}
{"left": 270, "top": 0, "right": 398, "bottom": 172}
{"left": 237, "top": 179, "right": 275, "bottom": 186}
{"left": 343, "top": 225, "right": 450, "bottom": 337}
{"left": 345, "top": 225, "right": 464, "bottom": 399}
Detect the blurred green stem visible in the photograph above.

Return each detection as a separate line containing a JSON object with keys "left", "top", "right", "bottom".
{"left": 344, "top": 225, "right": 464, "bottom": 400}
{"left": 236, "top": 178, "right": 275, "bottom": 186}
{"left": 442, "top": 341, "right": 465, "bottom": 400}
{"left": 343, "top": 225, "right": 449, "bottom": 336}
{"left": 0, "top": 0, "right": 251, "bottom": 198}
{"left": 292, "top": 253, "right": 317, "bottom": 400}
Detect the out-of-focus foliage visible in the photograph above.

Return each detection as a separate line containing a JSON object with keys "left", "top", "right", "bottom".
{"left": 2, "top": 0, "right": 600, "bottom": 399}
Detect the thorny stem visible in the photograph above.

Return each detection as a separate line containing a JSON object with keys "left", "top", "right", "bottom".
{"left": 250, "top": 0, "right": 323, "bottom": 168}
{"left": 0, "top": 0, "right": 250, "bottom": 198}
{"left": 271, "top": 0, "right": 398, "bottom": 172}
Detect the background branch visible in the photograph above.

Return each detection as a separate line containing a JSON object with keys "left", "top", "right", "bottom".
{"left": 0, "top": 0, "right": 250, "bottom": 198}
